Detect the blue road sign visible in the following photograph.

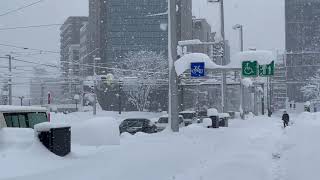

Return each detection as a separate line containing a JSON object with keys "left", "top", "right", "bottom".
{"left": 191, "top": 62, "right": 205, "bottom": 77}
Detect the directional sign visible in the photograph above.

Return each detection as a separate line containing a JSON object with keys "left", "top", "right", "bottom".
{"left": 242, "top": 61, "right": 258, "bottom": 77}
{"left": 191, "top": 62, "right": 205, "bottom": 77}
{"left": 259, "top": 61, "right": 275, "bottom": 77}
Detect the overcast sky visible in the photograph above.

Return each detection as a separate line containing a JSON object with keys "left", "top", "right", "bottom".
{"left": 0, "top": 0, "right": 284, "bottom": 99}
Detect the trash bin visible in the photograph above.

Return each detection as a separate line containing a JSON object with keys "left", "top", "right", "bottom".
{"left": 219, "top": 113, "right": 230, "bottom": 127}
{"left": 209, "top": 116, "right": 219, "bottom": 128}
{"left": 35, "top": 123, "right": 71, "bottom": 157}
{"left": 219, "top": 117, "right": 229, "bottom": 127}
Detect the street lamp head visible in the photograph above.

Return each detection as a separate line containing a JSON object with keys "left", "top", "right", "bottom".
{"left": 232, "top": 24, "right": 242, "bottom": 30}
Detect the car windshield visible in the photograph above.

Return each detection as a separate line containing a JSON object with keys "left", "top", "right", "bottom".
{"left": 158, "top": 117, "right": 168, "bottom": 123}
{"left": 180, "top": 113, "right": 195, "bottom": 119}
{"left": 121, "top": 119, "right": 145, "bottom": 128}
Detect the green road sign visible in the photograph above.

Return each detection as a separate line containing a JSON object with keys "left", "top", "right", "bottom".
{"left": 242, "top": 61, "right": 258, "bottom": 77}
{"left": 259, "top": 61, "right": 275, "bottom": 76}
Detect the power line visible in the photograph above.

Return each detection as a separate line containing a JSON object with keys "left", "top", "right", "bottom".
{"left": 0, "top": 23, "right": 62, "bottom": 31}
{"left": 11, "top": 58, "right": 59, "bottom": 68}
{"left": 0, "top": 0, "right": 45, "bottom": 17}
{"left": 0, "top": 43, "right": 59, "bottom": 54}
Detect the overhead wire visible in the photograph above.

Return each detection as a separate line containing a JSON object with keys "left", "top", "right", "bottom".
{"left": 0, "top": 43, "right": 59, "bottom": 54}
{"left": 0, "top": 0, "right": 45, "bottom": 17}
{"left": 0, "top": 24, "right": 62, "bottom": 31}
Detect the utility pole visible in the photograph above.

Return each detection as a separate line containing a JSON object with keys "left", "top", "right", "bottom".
{"left": 208, "top": 0, "right": 227, "bottom": 112}
{"left": 118, "top": 80, "right": 122, "bottom": 115}
{"left": 40, "top": 82, "right": 44, "bottom": 105}
{"left": 7, "top": 55, "right": 12, "bottom": 105}
{"left": 217, "top": 0, "right": 227, "bottom": 112}
{"left": 93, "top": 57, "right": 100, "bottom": 116}
{"left": 169, "top": 0, "right": 179, "bottom": 132}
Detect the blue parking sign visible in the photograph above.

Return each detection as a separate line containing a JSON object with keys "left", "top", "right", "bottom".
{"left": 191, "top": 62, "right": 205, "bottom": 77}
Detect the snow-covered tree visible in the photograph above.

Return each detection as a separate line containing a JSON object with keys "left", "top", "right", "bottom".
{"left": 301, "top": 69, "right": 320, "bottom": 101}
{"left": 115, "top": 51, "right": 168, "bottom": 111}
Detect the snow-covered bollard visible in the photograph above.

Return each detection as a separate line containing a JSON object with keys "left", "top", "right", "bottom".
{"left": 34, "top": 122, "right": 71, "bottom": 157}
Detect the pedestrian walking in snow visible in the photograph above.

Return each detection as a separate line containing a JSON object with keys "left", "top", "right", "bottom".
{"left": 282, "top": 111, "right": 290, "bottom": 128}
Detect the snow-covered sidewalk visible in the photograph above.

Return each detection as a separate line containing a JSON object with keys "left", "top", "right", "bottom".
{"left": 0, "top": 113, "right": 287, "bottom": 180}
{"left": 276, "top": 112, "right": 320, "bottom": 180}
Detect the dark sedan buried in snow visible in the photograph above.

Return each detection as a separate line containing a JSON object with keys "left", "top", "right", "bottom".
{"left": 119, "top": 118, "right": 158, "bottom": 134}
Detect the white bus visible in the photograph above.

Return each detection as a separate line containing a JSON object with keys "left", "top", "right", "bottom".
{"left": 0, "top": 106, "right": 49, "bottom": 129}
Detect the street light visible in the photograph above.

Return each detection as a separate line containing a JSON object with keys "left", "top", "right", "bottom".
{"left": 233, "top": 24, "right": 245, "bottom": 117}
{"left": 232, "top": 24, "right": 244, "bottom": 52}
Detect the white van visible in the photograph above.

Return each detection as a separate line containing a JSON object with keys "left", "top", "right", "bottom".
{"left": 0, "top": 106, "right": 49, "bottom": 129}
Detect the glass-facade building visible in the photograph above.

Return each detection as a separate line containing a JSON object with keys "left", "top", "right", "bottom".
{"left": 97, "top": 0, "right": 192, "bottom": 68}
{"left": 286, "top": 0, "right": 320, "bottom": 101}
{"left": 100, "top": 0, "right": 168, "bottom": 67}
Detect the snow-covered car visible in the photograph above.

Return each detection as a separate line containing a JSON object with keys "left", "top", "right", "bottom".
{"left": 155, "top": 115, "right": 184, "bottom": 131}
{"left": 179, "top": 111, "right": 197, "bottom": 126}
{"left": 119, "top": 118, "right": 158, "bottom": 134}
{"left": 0, "top": 106, "right": 49, "bottom": 129}
{"left": 197, "top": 110, "right": 208, "bottom": 123}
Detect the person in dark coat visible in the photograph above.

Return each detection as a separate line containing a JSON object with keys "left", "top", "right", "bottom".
{"left": 282, "top": 111, "right": 290, "bottom": 128}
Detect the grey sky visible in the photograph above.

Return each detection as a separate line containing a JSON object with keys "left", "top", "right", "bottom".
{"left": 0, "top": 0, "right": 284, "bottom": 99}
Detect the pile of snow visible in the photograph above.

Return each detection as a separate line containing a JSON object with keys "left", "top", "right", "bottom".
{"left": 228, "top": 50, "right": 275, "bottom": 69}
{"left": 207, "top": 108, "right": 219, "bottom": 117}
{"left": 242, "top": 78, "right": 253, "bottom": 87}
{"left": 34, "top": 122, "right": 70, "bottom": 132}
{"left": 202, "top": 118, "right": 212, "bottom": 127}
{"left": 0, "top": 128, "right": 34, "bottom": 151}
{"left": 219, "top": 113, "right": 230, "bottom": 118}
{"left": 174, "top": 53, "right": 224, "bottom": 76}
{"left": 304, "top": 101, "right": 311, "bottom": 106}
{"left": 72, "top": 117, "right": 120, "bottom": 146}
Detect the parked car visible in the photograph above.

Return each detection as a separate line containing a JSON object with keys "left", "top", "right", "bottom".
{"left": 155, "top": 115, "right": 184, "bottom": 131}
{"left": 119, "top": 118, "right": 158, "bottom": 134}
{"left": 179, "top": 111, "right": 197, "bottom": 126}
{"left": 197, "top": 110, "right": 208, "bottom": 123}
{"left": 0, "top": 106, "right": 49, "bottom": 129}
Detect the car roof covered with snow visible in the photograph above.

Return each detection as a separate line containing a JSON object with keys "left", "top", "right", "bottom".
{"left": 0, "top": 105, "right": 47, "bottom": 113}
{"left": 159, "top": 114, "right": 184, "bottom": 118}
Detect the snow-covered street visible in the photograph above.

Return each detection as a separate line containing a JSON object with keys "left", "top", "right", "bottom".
{"left": 1, "top": 111, "right": 318, "bottom": 180}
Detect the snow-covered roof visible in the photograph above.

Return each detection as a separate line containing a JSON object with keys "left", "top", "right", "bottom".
{"left": 0, "top": 106, "right": 47, "bottom": 113}
{"left": 178, "top": 39, "right": 202, "bottom": 46}
{"left": 175, "top": 53, "right": 224, "bottom": 76}
{"left": 179, "top": 110, "right": 196, "bottom": 114}
{"left": 227, "top": 50, "right": 275, "bottom": 69}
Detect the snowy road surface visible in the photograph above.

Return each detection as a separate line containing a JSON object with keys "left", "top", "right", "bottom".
{"left": 0, "top": 111, "right": 319, "bottom": 180}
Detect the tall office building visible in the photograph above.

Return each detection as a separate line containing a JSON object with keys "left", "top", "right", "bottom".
{"left": 89, "top": 0, "right": 193, "bottom": 71}
{"left": 60, "top": 16, "right": 88, "bottom": 77}
{"left": 60, "top": 16, "right": 88, "bottom": 100}
{"left": 286, "top": 0, "right": 320, "bottom": 102}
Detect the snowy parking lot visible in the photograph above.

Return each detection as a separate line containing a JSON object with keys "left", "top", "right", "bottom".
{"left": 0, "top": 111, "right": 319, "bottom": 180}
